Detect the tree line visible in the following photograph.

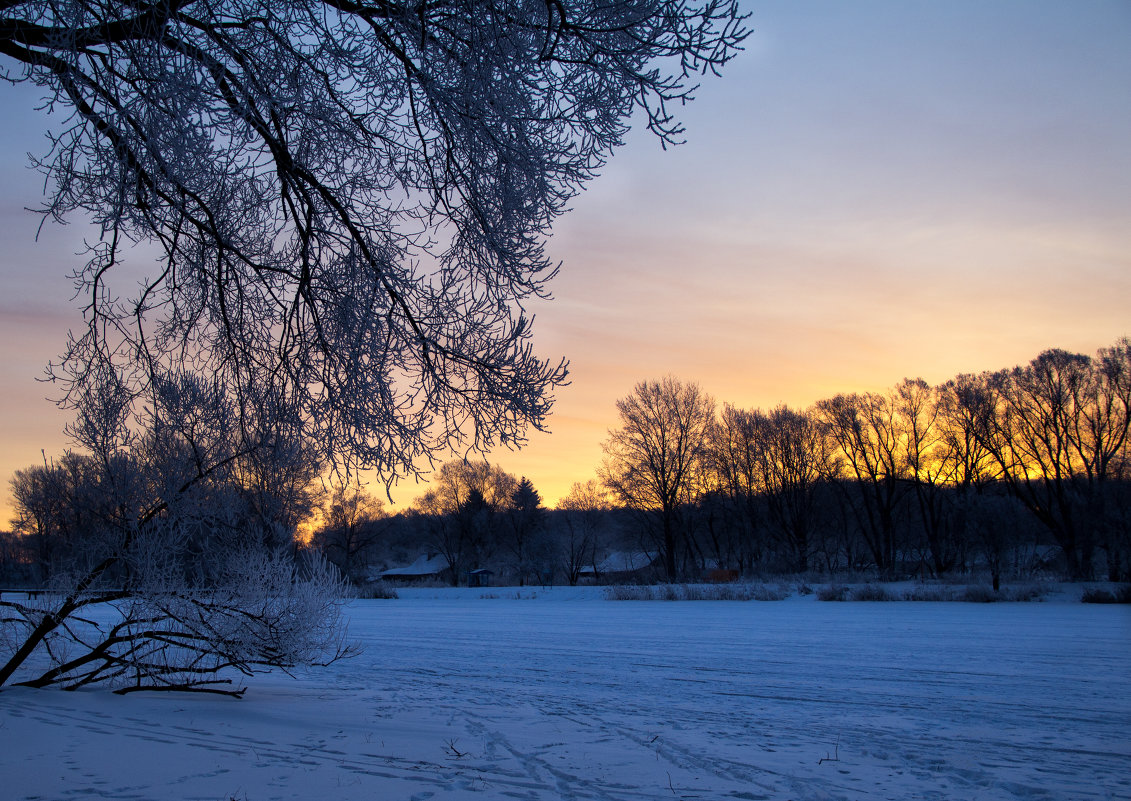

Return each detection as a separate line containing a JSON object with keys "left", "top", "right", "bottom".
{"left": 235, "top": 337, "right": 1131, "bottom": 589}
{"left": 7, "top": 338, "right": 1129, "bottom": 594}
{"left": 598, "top": 338, "right": 1131, "bottom": 585}
{"left": 309, "top": 463, "right": 624, "bottom": 588}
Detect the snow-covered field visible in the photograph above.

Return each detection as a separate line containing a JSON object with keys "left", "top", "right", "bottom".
{"left": 2, "top": 587, "right": 1129, "bottom": 801}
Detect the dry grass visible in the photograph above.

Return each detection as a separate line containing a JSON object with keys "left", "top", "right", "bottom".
{"left": 816, "top": 584, "right": 850, "bottom": 602}
{"left": 850, "top": 584, "right": 896, "bottom": 602}
{"left": 1081, "top": 584, "right": 1131, "bottom": 604}
{"left": 354, "top": 582, "right": 399, "bottom": 599}
{"left": 605, "top": 583, "right": 789, "bottom": 601}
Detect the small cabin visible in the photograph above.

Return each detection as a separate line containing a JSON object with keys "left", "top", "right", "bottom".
{"left": 577, "top": 551, "right": 657, "bottom": 584}
{"left": 379, "top": 553, "right": 449, "bottom": 584}
{"left": 466, "top": 568, "right": 494, "bottom": 588}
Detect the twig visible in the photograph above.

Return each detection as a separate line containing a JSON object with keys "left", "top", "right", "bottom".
{"left": 817, "top": 735, "right": 840, "bottom": 765}
{"left": 445, "top": 739, "right": 467, "bottom": 759}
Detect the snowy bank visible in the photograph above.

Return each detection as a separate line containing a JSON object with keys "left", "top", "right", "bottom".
{"left": 2, "top": 596, "right": 1128, "bottom": 800}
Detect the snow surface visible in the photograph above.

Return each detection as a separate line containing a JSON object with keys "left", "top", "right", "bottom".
{"left": 379, "top": 552, "right": 449, "bottom": 579}
{"left": 2, "top": 587, "right": 1129, "bottom": 800}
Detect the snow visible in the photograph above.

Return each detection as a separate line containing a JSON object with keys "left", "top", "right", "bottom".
{"left": 579, "top": 551, "right": 656, "bottom": 577}
{"left": 379, "top": 552, "right": 449, "bottom": 579}
{"left": 2, "top": 588, "right": 1129, "bottom": 800}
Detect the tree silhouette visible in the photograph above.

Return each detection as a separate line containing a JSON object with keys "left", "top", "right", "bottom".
{"left": 601, "top": 377, "right": 715, "bottom": 581}
{"left": 1, "top": 0, "right": 749, "bottom": 485}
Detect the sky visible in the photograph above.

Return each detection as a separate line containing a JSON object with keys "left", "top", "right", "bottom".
{"left": 1, "top": 0, "right": 1129, "bottom": 520}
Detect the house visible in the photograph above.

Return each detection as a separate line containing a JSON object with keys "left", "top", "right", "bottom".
{"left": 578, "top": 551, "right": 657, "bottom": 584}
{"left": 378, "top": 553, "right": 450, "bottom": 584}
{"left": 466, "top": 568, "right": 494, "bottom": 588}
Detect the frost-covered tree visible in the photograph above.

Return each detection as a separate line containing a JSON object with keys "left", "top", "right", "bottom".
{"left": 9, "top": 451, "right": 129, "bottom": 584}
{"left": 1, "top": 372, "right": 347, "bottom": 695}
{"left": 1, "top": 0, "right": 749, "bottom": 484}
{"left": 2, "top": 529, "right": 349, "bottom": 696}
{"left": 1, "top": 0, "right": 748, "bottom": 690}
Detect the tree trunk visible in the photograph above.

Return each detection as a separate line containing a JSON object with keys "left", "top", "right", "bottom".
{"left": 663, "top": 511, "right": 677, "bottom": 581}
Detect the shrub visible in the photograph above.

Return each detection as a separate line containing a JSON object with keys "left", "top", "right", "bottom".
{"left": 850, "top": 584, "right": 894, "bottom": 602}
{"left": 817, "top": 584, "right": 849, "bottom": 602}
{"left": 604, "top": 583, "right": 788, "bottom": 601}
{"left": 962, "top": 584, "right": 999, "bottom": 603}
{"left": 1080, "top": 585, "right": 1131, "bottom": 604}
{"left": 746, "top": 584, "right": 789, "bottom": 601}
{"left": 355, "top": 581, "right": 398, "bottom": 599}
{"left": 903, "top": 585, "right": 957, "bottom": 602}
{"left": 1081, "top": 587, "right": 1117, "bottom": 604}
{"left": 1002, "top": 583, "right": 1046, "bottom": 602}
{"left": 604, "top": 585, "right": 651, "bottom": 601}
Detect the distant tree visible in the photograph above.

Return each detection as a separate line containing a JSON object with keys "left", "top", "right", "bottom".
{"left": 991, "top": 351, "right": 1096, "bottom": 578}
{"left": 502, "top": 477, "right": 545, "bottom": 585}
{"left": 417, "top": 460, "right": 520, "bottom": 517}
{"left": 556, "top": 480, "right": 610, "bottom": 585}
{"left": 416, "top": 459, "right": 518, "bottom": 584}
{"left": 934, "top": 374, "right": 1005, "bottom": 576}
{"left": 8, "top": 451, "right": 138, "bottom": 584}
{"left": 969, "top": 344, "right": 1131, "bottom": 579}
{"left": 8, "top": 461, "right": 66, "bottom": 583}
{"left": 600, "top": 377, "right": 715, "bottom": 581}
{"left": 312, "top": 484, "right": 388, "bottom": 582}
{"left": 754, "top": 405, "right": 831, "bottom": 574}
{"left": 963, "top": 490, "right": 1027, "bottom": 592}
{"left": 816, "top": 391, "right": 911, "bottom": 576}
{"left": 235, "top": 435, "right": 325, "bottom": 550}
{"left": 935, "top": 374, "right": 1002, "bottom": 493}
{"left": 892, "top": 378, "right": 966, "bottom": 576}
{"left": 1079, "top": 339, "right": 1131, "bottom": 580}
{"left": 557, "top": 479, "right": 612, "bottom": 512}
{"left": 706, "top": 405, "right": 764, "bottom": 572}
{"left": 0, "top": 528, "right": 32, "bottom": 585}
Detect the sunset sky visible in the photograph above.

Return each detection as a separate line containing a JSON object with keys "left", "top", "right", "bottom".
{"left": 1, "top": 0, "right": 1129, "bottom": 520}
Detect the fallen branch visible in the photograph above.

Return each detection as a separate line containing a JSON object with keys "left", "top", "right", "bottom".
{"left": 817, "top": 736, "right": 841, "bottom": 765}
